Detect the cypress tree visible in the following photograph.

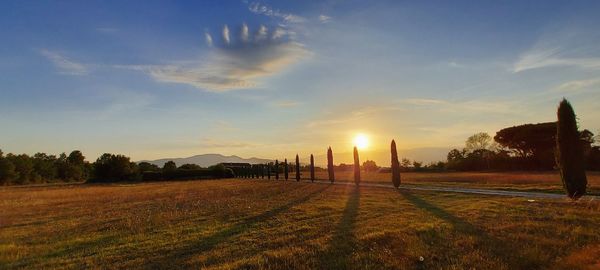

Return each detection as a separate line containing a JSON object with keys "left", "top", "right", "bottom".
{"left": 275, "top": 160, "right": 279, "bottom": 180}
{"left": 327, "top": 147, "right": 335, "bottom": 183}
{"left": 267, "top": 163, "right": 271, "bottom": 180}
{"left": 353, "top": 146, "right": 360, "bottom": 186}
{"left": 261, "top": 164, "right": 265, "bottom": 179}
{"left": 391, "top": 140, "right": 401, "bottom": 188}
{"left": 310, "top": 154, "right": 315, "bottom": 182}
{"left": 557, "top": 98, "right": 587, "bottom": 199}
{"left": 251, "top": 165, "right": 255, "bottom": 178}
{"left": 284, "top": 159, "right": 289, "bottom": 180}
{"left": 295, "top": 154, "right": 301, "bottom": 181}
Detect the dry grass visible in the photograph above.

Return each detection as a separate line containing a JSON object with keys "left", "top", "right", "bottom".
{"left": 312, "top": 170, "right": 600, "bottom": 195}
{"left": 2, "top": 179, "right": 600, "bottom": 269}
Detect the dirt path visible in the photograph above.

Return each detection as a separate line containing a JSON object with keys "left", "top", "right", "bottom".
{"left": 310, "top": 180, "right": 600, "bottom": 200}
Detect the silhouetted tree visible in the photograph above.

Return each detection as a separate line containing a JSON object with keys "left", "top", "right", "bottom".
{"left": 267, "top": 163, "right": 271, "bottom": 179}
{"left": 178, "top": 163, "right": 201, "bottom": 170}
{"left": 310, "top": 154, "right": 315, "bottom": 182}
{"left": 391, "top": 140, "right": 401, "bottom": 188}
{"left": 261, "top": 164, "right": 265, "bottom": 179}
{"left": 275, "top": 160, "right": 279, "bottom": 180}
{"left": 401, "top": 158, "right": 411, "bottom": 168}
{"left": 284, "top": 159, "right": 288, "bottom": 180}
{"left": 0, "top": 150, "right": 17, "bottom": 185}
{"left": 362, "top": 160, "right": 378, "bottom": 172}
{"left": 327, "top": 147, "right": 334, "bottom": 183}
{"left": 295, "top": 154, "right": 300, "bottom": 181}
{"left": 557, "top": 99, "right": 587, "bottom": 199}
{"left": 353, "top": 146, "right": 360, "bottom": 186}
{"left": 163, "top": 161, "right": 177, "bottom": 172}
{"left": 138, "top": 162, "right": 160, "bottom": 172}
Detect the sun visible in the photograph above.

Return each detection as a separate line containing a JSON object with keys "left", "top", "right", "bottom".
{"left": 353, "top": 134, "right": 369, "bottom": 150}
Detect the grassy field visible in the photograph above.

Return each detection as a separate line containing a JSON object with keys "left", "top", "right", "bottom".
{"left": 2, "top": 179, "right": 600, "bottom": 269}
{"left": 311, "top": 170, "right": 600, "bottom": 196}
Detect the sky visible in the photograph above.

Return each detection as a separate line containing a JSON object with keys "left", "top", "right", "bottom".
{"left": 1, "top": 0, "right": 599, "bottom": 166}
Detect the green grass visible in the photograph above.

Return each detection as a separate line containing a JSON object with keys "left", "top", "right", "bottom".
{"left": 1, "top": 179, "right": 600, "bottom": 269}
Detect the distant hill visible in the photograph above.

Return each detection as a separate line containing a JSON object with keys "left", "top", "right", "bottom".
{"left": 139, "top": 154, "right": 272, "bottom": 167}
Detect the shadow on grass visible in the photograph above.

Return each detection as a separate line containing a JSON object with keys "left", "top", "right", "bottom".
{"left": 319, "top": 187, "right": 360, "bottom": 269}
{"left": 399, "top": 191, "right": 535, "bottom": 269}
{"left": 11, "top": 234, "right": 120, "bottom": 268}
{"left": 148, "top": 184, "right": 331, "bottom": 268}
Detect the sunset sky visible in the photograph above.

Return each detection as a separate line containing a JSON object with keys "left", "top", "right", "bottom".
{"left": 1, "top": 1, "right": 599, "bottom": 165}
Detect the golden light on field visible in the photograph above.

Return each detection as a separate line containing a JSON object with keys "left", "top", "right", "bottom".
{"left": 353, "top": 133, "right": 369, "bottom": 150}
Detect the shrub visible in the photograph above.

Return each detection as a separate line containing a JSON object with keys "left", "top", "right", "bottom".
{"left": 556, "top": 99, "right": 587, "bottom": 199}
{"left": 391, "top": 140, "right": 401, "bottom": 188}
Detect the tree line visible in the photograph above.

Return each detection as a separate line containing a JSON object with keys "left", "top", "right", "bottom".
{"left": 0, "top": 151, "right": 234, "bottom": 185}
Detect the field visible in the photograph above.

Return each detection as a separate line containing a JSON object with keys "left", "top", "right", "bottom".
{"left": 2, "top": 177, "right": 600, "bottom": 269}
{"left": 312, "top": 170, "right": 600, "bottom": 196}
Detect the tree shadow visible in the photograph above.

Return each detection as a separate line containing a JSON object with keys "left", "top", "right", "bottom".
{"left": 319, "top": 187, "right": 360, "bottom": 269}
{"left": 147, "top": 185, "right": 330, "bottom": 268}
{"left": 398, "top": 191, "right": 533, "bottom": 269}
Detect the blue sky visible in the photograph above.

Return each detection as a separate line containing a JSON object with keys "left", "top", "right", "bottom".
{"left": 1, "top": 1, "right": 599, "bottom": 165}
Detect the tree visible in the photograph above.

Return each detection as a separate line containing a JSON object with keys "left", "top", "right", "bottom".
{"left": 412, "top": 161, "right": 423, "bottom": 170}
{"left": 67, "top": 150, "right": 85, "bottom": 166}
{"left": 33, "top": 153, "right": 57, "bottom": 180}
{"left": 93, "top": 153, "right": 138, "bottom": 181}
{"left": 401, "top": 158, "right": 411, "bottom": 168}
{"left": 353, "top": 146, "right": 360, "bottom": 186}
{"left": 362, "top": 160, "right": 378, "bottom": 172}
{"left": 465, "top": 132, "right": 497, "bottom": 153}
{"left": 391, "top": 140, "right": 401, "bottom": 188}
{"left": 163, "top": 161, "right": 177, "bottom": 172}
{"left": 327, "top": 147, "right": 335, "bottom": 183}
{"left": 310, "top": 154, "right": 315, "bottom": 182}
{"left": 0, "top": 154, "right": 17, "bottom": 185}
{"left": 267, "top": 163, "right": 271, "bottom": 180}
{"left": 138, "top": 162, "right": 160, "bottom": 172}
{"left": 556, "top": 99, "right": 587, "bottom": 199}
{"left": 284, "top": 159, "right": 288, "bottom": 180}
{"left": 275, "top": 160, "right": 279, "bottom": 180}
{"left": 178, "top": 163, "right": 201, "bottom": 170}
{"left": 295, "top": 154, "right": 300, "bottom": 182}
{"left": 8, "top": 154, "right": 34, "bottom": 184}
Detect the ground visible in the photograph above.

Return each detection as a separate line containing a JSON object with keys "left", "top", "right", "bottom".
{"left": 1, "top": 177, "right": 600, "bottom": 269}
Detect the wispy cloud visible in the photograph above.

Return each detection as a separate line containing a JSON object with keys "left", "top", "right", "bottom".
{"left": 272, "top": 100, "right": 301, "bottom": 108}
{"left": 318, "top": 15, "right": 332, "bottom": 23}
{"left": 122, "top": 24, "right": 309, "bottom": 91}
{"left": 513, "top": 47, "right": 600, "bottom": 72}
{"left": 556, "top": 78, "right": 600, "bottom": 92}
{"left": 248, "top": 2, "right": 306, "bottom": 24}
{"left": 39, "top": 49, "right": 88, "bottom": 75}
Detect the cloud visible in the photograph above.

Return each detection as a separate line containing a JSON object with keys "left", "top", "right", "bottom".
{"left": 318, "top": 15, "right": 332, "bottom": 23}
{"left": 125, "top": 24, "right": 309, "bottom": 91}
{"left": 204, "top": 32, "right": 213, "bottom": 47}
{"left": 513, "top": 47, "right": 600, "bottom": 72}
{"left": 39, "top": 49, "right": 88, "bottom": 75}
{"left": 556, "top": 78, "right": 600, "bottom": 92}
{"left": 513, "top": 25, "right": 600, "bottom": 72}
{"left": 222, "top": 24, "right": 230, "bottom": 45}
{"left": 248, "top": 2, "right": 306, "bottom": 24}
{"left": 272, "top": 100, "right": 301, "bottom": 108}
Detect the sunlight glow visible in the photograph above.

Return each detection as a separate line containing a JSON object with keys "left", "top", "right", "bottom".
{"left": 353, "top": 134, "right": 369, "bottom": 150}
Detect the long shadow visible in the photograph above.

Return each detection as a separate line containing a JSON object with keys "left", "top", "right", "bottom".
{"left": 398, "top": 191, "right": 533, "bottom": 269}
{"left": 319, "top": 187, "right": 360, "bottom": 269}
{"left": 147, "top": 184, "right": 330, "bottom": 268}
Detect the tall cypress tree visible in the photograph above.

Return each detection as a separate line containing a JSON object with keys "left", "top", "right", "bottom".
{"left": 284, "top": 158, "right": 289, "bottom": 180}
{"left": 310, "top": 154, "right": 315, "bottom": 182}
{"left": 267, "top": 163, "right": 271, "bottom": 180}
{"left": 353, "top": 146, "right": 360, "bottom": 186}
{"left": 557, "top": 99, "right": 587, "bottom": 199}
{"left": 391, "top": 140, "right": 401, "bottom": 188}
{"left": 275, "top": 160, "right": 279, "bottom": 180}
{"left": 327, "top": 147, "right": 335, "bottom": 183}
{"left": 261, "top": 164, "right": 265, "bottom": 179}
{"left": 295, "top": 154, "right": 300, "bottom": 181}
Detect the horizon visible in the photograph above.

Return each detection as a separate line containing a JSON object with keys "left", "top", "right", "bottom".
{"left": 2, "top": 1, "right": 600, "bottom": 163}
